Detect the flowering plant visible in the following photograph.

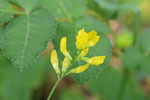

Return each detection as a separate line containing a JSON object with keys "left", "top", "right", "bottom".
{"left": 48, "top": 28, "right": 106, "bottom": 100}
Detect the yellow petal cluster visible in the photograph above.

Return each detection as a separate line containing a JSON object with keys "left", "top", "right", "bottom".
{"left": 62, "top": 57, "right": 70, "bottom": 72}
{"left": 85, "top": 56, "right": 106, "bottom": 66}
{"left": 76, "top": 29, "right": 89, "bottom": 50}
{"left": 76, "top": 29, "right": 100, "bottom": 50}
{"left": 70, "top": 64, "right": 90, "bottom": 73}
{"left": 50, "top": 28, "right": 106, "bottom": 75}
{"left": 88, "top": 30, "right": 100, "bottom": 47}
{"left": 50, "top": 50, "right": 60, "bottom": 74}
{"left": 60, "top": 37, "right": 72, "bottom": 60}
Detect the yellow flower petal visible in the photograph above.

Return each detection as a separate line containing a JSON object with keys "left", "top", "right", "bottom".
{"left": 70, "top": 64, "right": 90, "bottom": 73}
{"left": 60, "top": 37, "right": 67, "bottom": 54}
{"left": 88, "top": 30, "right": 100, "bottom": 47}
{"left": 87, "top": 56, "right": 106, "bottom": 66}
{"left": 77, "top": 48, "right": 89, "bottom": 59}
{"left": 60, "top": 37, "right": 72, "bottom": 60}
{"left": 50, "top": 50, "right": 60, "bottom": 74}
{"left": 76, "top": 28, "right": 89, "bottom": 50}
{"left": 62, "top": 57, "right": 70, "bottom": 72}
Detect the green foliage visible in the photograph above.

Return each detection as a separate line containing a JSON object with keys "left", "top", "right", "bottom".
{"left": 123, "top": 47, "right": 143, "bottom": 70}
{"left": 88, "top": 67, "right": 144, "bottom": 100}
{"left": 140, "top": 56, "right": 150, "bottom": 74}
{"left": 3, "top": 9, "right": 56, "bottom": 69}
{"left": 88, "top": 67, "right": 121, "bottom": 100}
{"left": 1, "top": 0, "right": 149, "bottom": 100}
{"left": 40, "top": 0, "right": 86, "bottom": 19}
{"left": 59, "top": 88, "right": 86, "bottom": 100}
{"left": 76, "top": 16, "right": 111, "bottom": 34}
{"left": 0, "top": 27, "right": 4, "bottom": 47}
{"left": 139, "top": 28, "right": 150, "bottom": 52}
{"left": 54, "top": 21, "right": 76, "bottom": 60}
{"left": 17, "top": 0, "right": 39, "bottom": 11}
{"left": 115, "top": 30, "right": 134, "bottom": 50}
{"left": 0, "top": 51, "right": 49, "bottom": 100}
{"left": 73, "top": 35, "right": 111, "bottom": 85}
{"left": 87, "top": 0, "right": 120, "bottom": 19}
{"left": 0, "top": 0, "right": 8, "bottom": 8}
{"left": 0, "top": 0, "right": 15, "bottom": 23}
{"left": 53, "top": 16, "right": 111, "bottom": 85}
{"left": 74, "top": 16, "right": 111, "bottom": 85}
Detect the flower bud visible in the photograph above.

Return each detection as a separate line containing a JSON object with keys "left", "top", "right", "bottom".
{"left": 50, "top": 50, "right": 60, "bottom": 74}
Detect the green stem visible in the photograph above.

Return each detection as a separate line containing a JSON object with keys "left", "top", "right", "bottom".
{"left": 127, "top": 72, "right": 138, "bottom": 100}
{"left": 47, "top": 74, "right": 64, "bottom": 100}
{"left": 117, "top": 68, "right": 128, "bottom": 100}
{"left": 47, "top": 51, "right": 81, "bottom": 100}
{"left": 133, "top": 12, "right": 140, "bottom": 46}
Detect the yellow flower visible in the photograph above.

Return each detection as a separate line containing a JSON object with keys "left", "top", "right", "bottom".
{"left": 77, "top": 48, "right": 89, "bottom": 60}
{"left": 75, "top": 29, "right": 100, "bottom": 50}
{"left": 62, "top": 57, "right": 70, "bottom": 72}
{"left": 70, "top": 64, "right": 90, "bottom": 73}
{"left": 60, "top": 37, "right": 72, "bottom": 60}
{"left": 82, "top": 56, "right": 106, "bottom": 66}
{"left": 50, "top": 50, "right": 60, "bottom": 74}
{"left": 76, "top": 29, "right": 89, "bottom": 50}
{"left": 88, "top": 30, "right": 100, "bottom": 47}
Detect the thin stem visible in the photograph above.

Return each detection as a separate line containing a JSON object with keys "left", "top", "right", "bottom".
{"left": 47, "top": 51, "right": 81, "bottom": 100}
{"left": 127, "top": 72, "right": 138, "bottom": 100}
{"left": 117, "top": 68, "right": 128, "bottom": 100}
{"left": 133, "top": 12, "right": 140, "bottom": 46}
{"left": 47, "top": 74, "right": 64, "bottom": 100}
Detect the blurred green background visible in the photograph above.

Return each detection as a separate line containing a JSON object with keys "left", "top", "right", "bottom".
{"left": 0, "top": 0, "right": 150, "bottom": 100}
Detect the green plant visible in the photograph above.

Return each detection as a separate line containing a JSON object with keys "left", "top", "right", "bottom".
{"left": 0, "top": 0, "right": 150, "bottom": 100}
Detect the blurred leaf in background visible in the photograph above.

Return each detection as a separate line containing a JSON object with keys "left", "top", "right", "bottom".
{"left": 88, "top": 67, "right": 144, "bottom": 100}
{"left": 139, "top": 28, "right": 150, "bottom": 53}
{"left": 123, "top": 47, "right": 143, "bottom": 71}
{"left": 0, "top": 51, "right": 49, "bottom": 100}
{"left": 40, "top": 0, "right": 86, "bottom": 19}
{"left": 59, "top": 87, "right": 86, "bottom": 100}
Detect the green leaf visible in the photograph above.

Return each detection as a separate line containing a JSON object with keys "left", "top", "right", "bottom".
{"left": 40, "top": 0, "right": 86, "bottom": 19}
{"left": 88, "top": 67, "right": 144, "bottom": 100}
{"left": 54, "top": 17, "right": 111, "bottom": 85}
{"left": 0, "top": 11, "right": 13, "bottom": 23}
{"left": 0, "top": 51, "right": 49, "bottom": 100}
{"left": 16, "top": 0, "right": 39, "bottom": 11}
{"left": 0, "top": 0, "right": 8, "bottom": 8}
{"left": 73, "top": 16, "right": 111, "bottom": 85}
{"left": 3, "top": 9, "right": 56, "bottom": 70}
{"left": 123, "top": 47, "right": 143, "bottom": 70}
{"left": 59, "top": 87, "right": 86, "bottom": 100}
{"left": 0, "top": 0, "right": 15, "bottom": 23}
{"left": 72, "top": 34, "right": 111, "bottom": 85}
{"left": 53, "top": 21, "right": 76, "bottom": 65}
{"left": 0, "top": 27, "right": 4, "bottom": 47}
{"left": 140, "top": 56, "right": 150, "bottom": 74}
{"left": 0, "top": 51, "right": 12, "bottom": 99}
{"left": 139, "top": 28, "right": 150, "bottom": 52}
{"left": 88, "top": 0, "right": 119, "bottom": 19}
{"left": 88, "top": 67, "right": 122, "bottom": 100}
{"left": 95, "top": 0, "right": 121, "bottom": 10}
{"left": 75, "top": 16, "right": 111, "bottom": 34}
